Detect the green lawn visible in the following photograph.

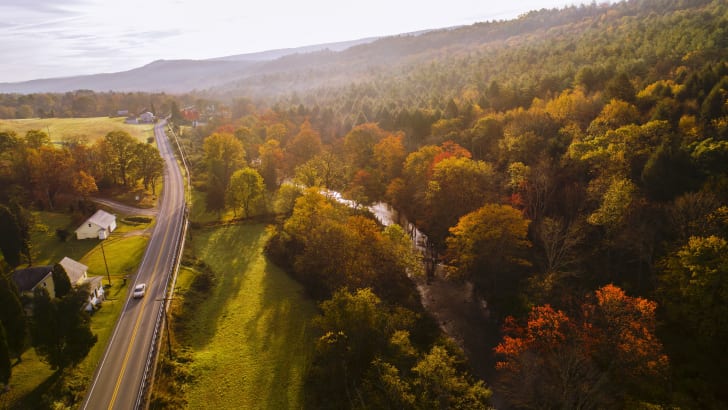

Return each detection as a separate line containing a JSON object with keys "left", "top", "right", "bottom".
{"left": 176, "top": 223, "right": 316, "bottom": 410}
{"left": 0, "top": 117, "right": 154, "bottom": 144}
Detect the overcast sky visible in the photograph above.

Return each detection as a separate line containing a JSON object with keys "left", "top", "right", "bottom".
{"left": 1, "top": 0, "right": 591, "bottom": 83}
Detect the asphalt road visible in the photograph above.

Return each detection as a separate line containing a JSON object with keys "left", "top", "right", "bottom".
{"left": 82, "top": 120, "right": 186, "bottom": 410}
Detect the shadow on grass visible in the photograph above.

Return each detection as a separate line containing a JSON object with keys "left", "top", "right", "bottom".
{"left": 175, "top": 222, "right": 316, "bottom": 409}
{"left": 180, "top": 223, "right": 266, "bottom": 350}
{"left": 245, "top": 261, "right": 316, "bottom": 410}
{"left": 4, "top": 370, "right": 61, "bottom": 410}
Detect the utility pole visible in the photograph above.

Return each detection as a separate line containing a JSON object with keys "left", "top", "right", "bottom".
{"left": 98, "top": 229, "right": 111, "bottom": 286}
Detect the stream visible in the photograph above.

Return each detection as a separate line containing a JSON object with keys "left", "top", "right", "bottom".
{"left": 326, "top": 191, "right": 497, "bottom": 380}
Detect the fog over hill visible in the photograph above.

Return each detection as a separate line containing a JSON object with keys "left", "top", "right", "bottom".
{"left": 0, "top": 3, "right": 608, "bottom": 96}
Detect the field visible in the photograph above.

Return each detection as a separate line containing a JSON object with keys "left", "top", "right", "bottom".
{"left": 0, "top": 116, "right": 154, "bottom": 143}
{"left": 165, "top": 223, "right": 316, "bottom": 409}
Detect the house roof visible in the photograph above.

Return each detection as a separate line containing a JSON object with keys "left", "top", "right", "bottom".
{"left": 11, "top": 265, "right": 52, "bottom": 293}
{"left": 77, "top": 209, "right": 116, "bottom": 232}
{"left": 59, "top": 256, "right": 88, "bottom": 285}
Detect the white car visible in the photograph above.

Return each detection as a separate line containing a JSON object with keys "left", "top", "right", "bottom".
{"left": 133, "top": 283, "right": 146, "bottom": 299}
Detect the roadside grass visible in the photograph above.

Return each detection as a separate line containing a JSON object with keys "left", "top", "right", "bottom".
{"left": 189, "top": 189, "right": 236, "bottom": 224}
{"left": 0, "top": 117, "right": 154, "bottom": 144}
{"left": 159, "top": 223, "right": 316, "bottom": 409}
{"left": 82, "top": 235, "right": 149, "bottom": 280}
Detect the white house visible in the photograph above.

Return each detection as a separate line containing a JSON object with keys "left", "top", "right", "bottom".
{"left": 59, "top": 256, "right": 105, "bottom": 312}
{"left": 138, "top": 112, "right": 155, "bottom": 123}
{"left": 75, "top": 209, "right": 117, "bottom": 240}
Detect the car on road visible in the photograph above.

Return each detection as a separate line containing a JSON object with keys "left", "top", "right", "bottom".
{"left": 133, "top": 283, "right": 146, "bottom": 299}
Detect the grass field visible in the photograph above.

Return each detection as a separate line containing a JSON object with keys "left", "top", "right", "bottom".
{"left": 171, "top": 223, "right": 316, "bottom": 409}
{"left": 0, "top": 116, "right": 154, "bottom": 144}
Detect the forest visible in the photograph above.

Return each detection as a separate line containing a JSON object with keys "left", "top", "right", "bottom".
{"left": 2, "top": 0, "right": 727, "bottom": 408}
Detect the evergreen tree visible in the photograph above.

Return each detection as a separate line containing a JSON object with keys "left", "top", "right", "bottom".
{"left": 30, "top": 287, "right": 97, "bottom": 370}
{"left": 51, "top": 263, "right": 72, "bottom": 298}
{"left": 0, "top": 322, "right": 10, "bottom": 389}
{"left": 0, "top": 273, "right": 27, "bottom": 360}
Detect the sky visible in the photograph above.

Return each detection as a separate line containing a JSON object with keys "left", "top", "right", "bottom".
{"left": 0, "top": 0, "right": 589, "bottom": 83}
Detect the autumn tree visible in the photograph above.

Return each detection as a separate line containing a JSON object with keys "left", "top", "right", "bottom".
{"left": 203, "top": 132, "right": 245, "bottom": 214}
{"left": 24, "top": 129, "right": 50, "bottom": 149}
{"left": 27, "top": 146, "right": 74, "bottom": 209}
{"left": 425, "top": 156, "right": 496, "bottom": 249}
{"left": 226, "top": 167, "right": 265, "bottom": 218}
{"left": 446, "top": 203, "right": 531, "bottom": 309}
{"left": 72, "top": 170, "right": 98, "bottom": 200}
{"left": 258, "top": 139, "right": 284, "bottom": 189}
{"left": 135, "top": 143, "right": 164, "bottom": 192}
{"left": 100, "top": 130, "right": 138, "bottom": 186}
{"left": 495, "top": 285, "right": 668, "bottom": 409}
{"left": 285, "top": 119, "right": 322, "bottom": 169}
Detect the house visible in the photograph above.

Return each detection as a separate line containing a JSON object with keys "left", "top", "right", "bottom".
{"left": 58, "top": 257, "right": 105, "bottom": 312}
{"left": 11, "top": 258, "right": 106, "bottom": 313}
{"left": 138, "top": 112, "right": 155, "bottom": 123}
{"left": 116, "top": 109, "right": 129, "bottom": 117}
{"left": 124, "top": 116, "right": 138, "bottom": 124}
{"left": 75, "top": 209, "right": 117, "bottom": 240}
{"left": 11, "top": 265, "right": 55, "bottom": 302}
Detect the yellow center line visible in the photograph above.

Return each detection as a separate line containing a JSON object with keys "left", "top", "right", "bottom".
{"left": 107, "top": 127, "right": 178, "bottom": 410}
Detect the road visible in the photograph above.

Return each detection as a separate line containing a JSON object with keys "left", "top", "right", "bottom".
{"left": 82, "top": 120, "right": 186, "bottom": 410}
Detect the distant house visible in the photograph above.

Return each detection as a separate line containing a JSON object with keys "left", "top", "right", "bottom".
{"left": 59, "top": 257, "right": 105, "bottom": 311}
{"left": 124, "top": 116, "right": 138, "bottom": 124}
{"left": 138, "top": 112, "right": 155, "bottom": 123}
{"left": 117, "top": 109, "right": 129, "bottom": 117}
{"left": 75, "top": 209, "right": 117, "bottom": 240}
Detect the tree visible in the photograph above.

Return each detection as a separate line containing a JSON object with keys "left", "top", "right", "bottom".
{"left": 286, "top": 119, "right": 322, "bottom": 169}
{"left": 343, "top": 123, "right": 387, "bottom": 170}
{"left": 495, "top": 285, "right": 668, "bottom": 409}
{"left": 27, "top": 146, "right": 74, "bottom": 210}
{"left": 135, "top": 143, "right": 164, "bottom": 191}
{"left": 0, "top": 204, "right": 31, "bottom": 267}
{"left": 203, "top": 132, "right": 245, "bottom": 192}
{"left": 100, "top": 130, "right": 138, "bottom": 186}
{"left": 412, "top": 345, "right": 491, "bottom": 410}
{"left": 24, "top": 129, "right": 50, "bottom": 149}
{"left": 258, "top": 139, "right": 284, "bottom": 189}
{"left": 0, "top": 273, "right": 26, "bottom": 360}
{"left": 0, "top": 322, "right": 10, "bottom": 389}
{"left": 226, "top": 167, "right": 265, "bottom": 218}
{"left": 446, "top": 203, "right": 531, "bottom": 308}
{"left": 424, "top": 156, "right": 496, "bottom": 249}
{"left": 72, "top": 170, "right": 98, "bottom": 199}
{"left": 30, "top": 286, "right": 97, "bottom": 370}
{"left": 52, "top": 263, "right": 72, "bottom": 299}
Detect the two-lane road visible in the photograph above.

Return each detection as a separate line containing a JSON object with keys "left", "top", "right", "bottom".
{"left": 82, "top": 120, "right": 186, "bottom": 410}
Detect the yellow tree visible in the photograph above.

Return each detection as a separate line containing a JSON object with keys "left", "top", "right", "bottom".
{"left": 446, "top": 203, "right": 531, "bottom": 304}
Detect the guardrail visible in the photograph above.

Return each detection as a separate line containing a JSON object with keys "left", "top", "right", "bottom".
{"left": 133, "top": 122, "right": 191, "bottom": 409}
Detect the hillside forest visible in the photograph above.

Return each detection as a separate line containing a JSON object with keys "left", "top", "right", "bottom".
{"left": 1, "top": 0, "right": 728, "bottom": 408}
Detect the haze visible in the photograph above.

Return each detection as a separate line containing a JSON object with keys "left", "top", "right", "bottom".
{"left": 1, "top": 0, "right": 590, "bottom": 83}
